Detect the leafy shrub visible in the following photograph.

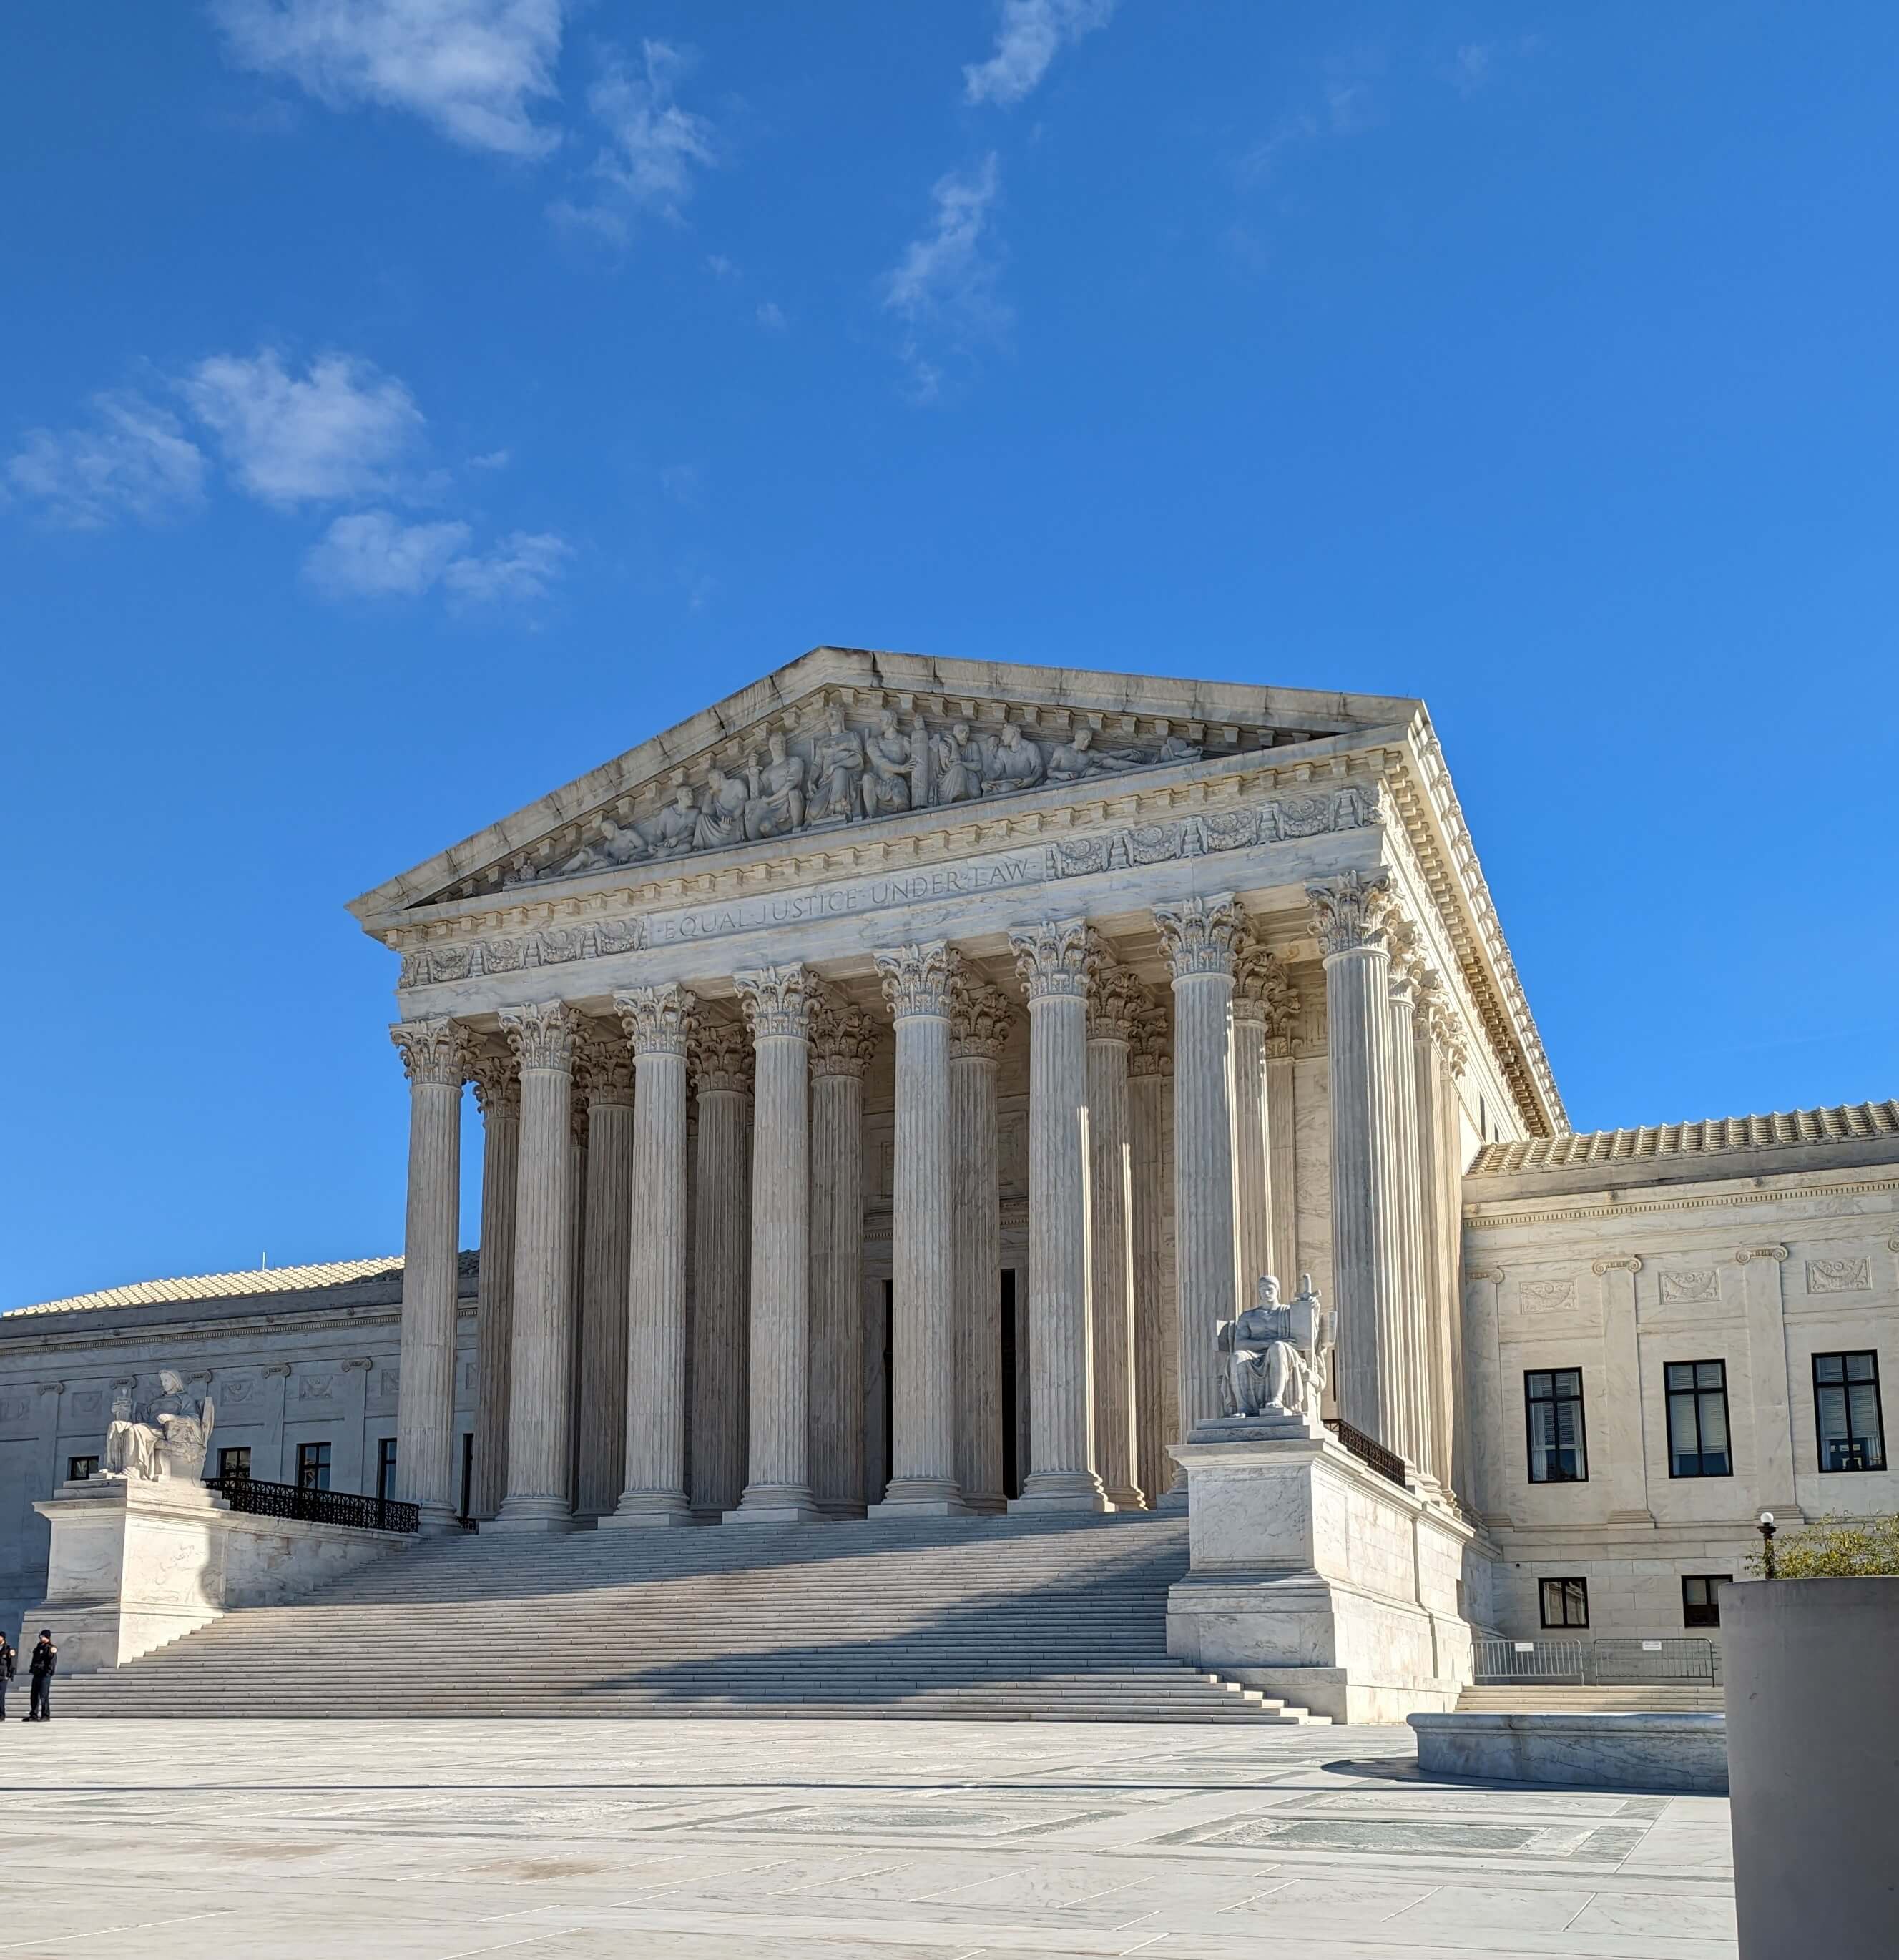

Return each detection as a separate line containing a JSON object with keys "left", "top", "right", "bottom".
{"left": 1750, "top": 1513, "right": 1899, "bottom": 1578}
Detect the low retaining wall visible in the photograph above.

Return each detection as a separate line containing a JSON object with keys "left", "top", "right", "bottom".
{"left": 1408, "top": 1711, "right": 1728, "bottom": 1793}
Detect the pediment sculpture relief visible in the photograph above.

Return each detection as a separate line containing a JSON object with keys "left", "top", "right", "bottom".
{"left": 503, "top": 702, "right": 1205, "bottom": 890}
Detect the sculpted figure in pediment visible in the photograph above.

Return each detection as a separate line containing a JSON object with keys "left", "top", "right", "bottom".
{"left": 695, "top": 767, "right": 750, "bottom": 850}
{"left": 860, "top": 709, "right": 915, "bottom": 819}
{"left": 744, "top": 732, "right": 807, "bottom": 842}
{"left": 556, "top": 817, "right": 650, "bottom": 877}
{"left": 651, "top": 784, "right": 702, "bottom": 858}
{"left": 808, "top": 700, "right": 867, "bottom": 824}
{"left": 933, "top": 720, "right": 985, "bottom": 805}
{"left": 981, "top": 722, "right": 1046, "bottom": 796}
{"left": 1046, "top": 727, "right": 1139, "bottom": 782}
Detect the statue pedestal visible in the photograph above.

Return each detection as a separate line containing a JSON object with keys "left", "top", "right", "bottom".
{"left": 30, "top": 1475, "right": 227, "bottom": 1673}
{"left": 1166, "top": 1428, "right": 1485, "bottom": 1725}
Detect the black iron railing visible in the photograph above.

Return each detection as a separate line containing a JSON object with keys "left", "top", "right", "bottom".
{"left": 1324, "top": 1417, "right": 1409, "bottom": 1488}
{"left": 204, "top": 1472, "right": 419, "bottom": 1534}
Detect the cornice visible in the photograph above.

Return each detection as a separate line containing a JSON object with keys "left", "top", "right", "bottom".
{"left": 1465, "top": 1177, "right": 1899, "bottom": 1230}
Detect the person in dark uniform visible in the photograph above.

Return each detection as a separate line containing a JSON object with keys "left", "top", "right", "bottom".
{"left": 0, "top": 1632, "right": 14, "bottom": 1720}
{"left": 26, "top": 1630, "right": 55, "bottom": 1722}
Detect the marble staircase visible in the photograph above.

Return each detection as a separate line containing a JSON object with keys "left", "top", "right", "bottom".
{"left": 1456, "top": 1685, "right": 1726, "bottom": 1714}
{"left": 54, "top": 1511, "right": 1330, "bottom": 1724}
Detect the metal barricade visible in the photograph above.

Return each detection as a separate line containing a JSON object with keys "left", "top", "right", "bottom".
{"left": 1473, "top": 1636, "right": 1587, "bottom": 1684}
{"left": 1587, "top": 1637, "right": 1720, "bottom": 1685}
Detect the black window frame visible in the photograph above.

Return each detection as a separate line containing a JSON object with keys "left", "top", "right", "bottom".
{"left": 295, "top": 1440, "right": 333, "bottom": 1492}
{"left": 1524, "top": 1367, "right": 1589, "bottom": 1484}
{"left": 1539, "top": 1576, "right": 1590, "bottom": 1628}
{"left": 1812, "top": 1350, "right": 1886, "bottom": 1474}
{"left": 217, "top": 1446, "right": 252, "bottom": 1481}
{"left": 67, "top": 1455, "right": 98, "bottom": 1482}
{"left": 376, "top": 1437, "right": 398, "bottom": 1505}
{"left": 1665, "top": 1358, "right": 1734, "bottom": 1479}
{"left": 1682, "top": 1575, "right": 1729, "bottom": 1629}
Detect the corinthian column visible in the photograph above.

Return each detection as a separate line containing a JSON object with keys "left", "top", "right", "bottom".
{"left": 689, "top": 1019, "right": 752, "bottom": 1520}
{"left": 1007, "top": 920, "right": 1108, "bottom": 1512}
{"left": 492, "top": 1000, "right": 580, "bottom": 1532}
{"left": 730, "top": 965, "right": 822, "bottom": 1522}
{"left": 1129, "top": 1003, "right": 1174, "bottom": 1517}
{"left": 949, "top": 967, "right": 1011, "bottom": 1515}
{"left": 1265, "top": 1013, "right": 1300, "bottom": 1292}
{"left": 809, "top": 992, "right": 875, "bottom": 1517}
{"left": 1385, "top": 930, "right": 1433, "bottom": 1479}
{"left": 870, "top": 942, "right": 966, "bottom": 1515}
{"left": 466, "top": 1038, "right": 519, "bottom": 1522}
{"left": 603, "top": 983, "right": 697, "bottom": 1527}
{"left": 1233, "top": 940, "right": 1292, "bottom": 1301}
{"left": 1414, "top": 971, "right": 1469, "bottom": 1500}
{"left": 574, "top": 1023, "right": 636, "bottom": 1522}
{"left": 1307, "top": 871, "right": 1405, "bottom": 1451}
{"left": 1086, "top": 950, "right": 1146, "bottom": 1509}
{"left": 391, "top": 1017, "right": 468, "bottom": 1533}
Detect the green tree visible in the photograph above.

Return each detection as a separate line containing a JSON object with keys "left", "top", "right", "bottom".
{"left": 1751, "top": 1514, "right": 1899, "bottom": 1578}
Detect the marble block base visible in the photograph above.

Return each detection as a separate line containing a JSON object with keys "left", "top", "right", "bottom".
{"left": 1409, "top": 1713, "right": 1729, "bottom": 1794}
{"left": 1165, "top": 1430, "right": 1483, "bottom": 1725}
{"left": 31, "top": 1475, "right": 408, "bottom": 1673}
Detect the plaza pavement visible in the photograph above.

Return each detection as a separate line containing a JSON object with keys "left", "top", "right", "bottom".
{"left": 0, "top": 1718, "right": 1735, "bottom": 1959}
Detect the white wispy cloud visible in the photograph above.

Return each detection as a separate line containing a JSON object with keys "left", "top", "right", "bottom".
{"left": 211, "top": 0, "right": 566, "bottom": 157}
{"left": 755, "top": 301, "right": 785, "bottom": 331}
{"left": 305, "top": 508, "right": 571, "bottom": 606}
{"left": 4, "top": 395, "right": 207, "bottom": 529}
{"left": 468, "top": 447, "right": 511, "bottom": 470}
{"left": 180, "top": 349, "right": 425, "bottom": 507}
{"left": 963, "top": 0, "right": 1114, "bottom": 107}
{"left": 551, "top": 40, "right": 715, "bottom": 242}
{"left": 882, "top": 154, "right": 1007, "bottom": 401}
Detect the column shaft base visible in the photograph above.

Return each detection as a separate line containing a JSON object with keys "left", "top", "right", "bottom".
{"left": 869, "top": 1479, "right": 970, "bottom": 1518}
{"left": 1105, "top": 1485, "right": 1146, "bottom": 1510}
{"left": 1012, "top": 1469, "right": 1112, "bottom": 1515}
{"left": 726, "top": 1482, "right": 823, "bottom": 1525}
{"left": 599, "top": 1490, "right": 696, "bottom": 1529}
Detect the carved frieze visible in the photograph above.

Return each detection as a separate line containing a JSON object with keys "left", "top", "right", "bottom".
{"left": 1807, "top": 1256, "right": 1870, "bottom": 1294}
{"left": 1659, "top": 1269, "right": 1721, "bottom": 1305}
{"left": 1519, "top": 1279, "right": 1576, "bottom": 1313}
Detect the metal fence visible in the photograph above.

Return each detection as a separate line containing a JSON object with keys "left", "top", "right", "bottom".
{"left": 1323, "top": 1417, "right": 1409, "bottom": 1487}
{"left": 1473, "top": 1635, "right": 1720, "bottom": 1686}
{"left": 205, "top": 1472, "right": 420, "bottom": 1535}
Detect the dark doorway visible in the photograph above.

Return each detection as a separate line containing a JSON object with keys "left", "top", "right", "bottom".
{"left": 1001, "top": 1268, "right": 1021, "bottom": 1499}
{"left": 881, "top": 1278, "right": 895, "bottom": 1490}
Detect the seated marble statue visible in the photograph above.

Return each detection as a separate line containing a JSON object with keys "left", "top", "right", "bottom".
{"left": 744, "top": 734, "right": 807, "bottom": 840}
{"left": 100, "top": 1387, "right": 161, "bottom": 1481}
{"left": 1217, "top": 1273, "right": 1331, "bottom": 1424}
{"left": 981, "top": 722, "right": 1046, "bottom": 795}
{"left": 146, "top": 1368, "right": 216, "bottom": 1480}
{"left": 860, "top": 710, "right": 913, "bottom": 818}
{"left": 693, "top": 768, "right": 751, "bottom": 850}
{"left": 650, "top": 784, "right": 702, "bottom": 858}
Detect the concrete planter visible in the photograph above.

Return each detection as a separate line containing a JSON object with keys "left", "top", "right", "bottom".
{"left": 1723, "top": 1576, "right": 1899, "bottom": 1959}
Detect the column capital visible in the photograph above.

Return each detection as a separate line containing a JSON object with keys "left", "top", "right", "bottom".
{"left": 499, "top": 999, "right": 580, "bottom": 1073}
{"left": 1232, "top": 935, "right": 1296, "bottom": 1031}
{"left": 466, "top": 1036, "right": 521, "bottom": 1117}
{"left": 1087, "top": 961, "right": 1152, "bottom": 1045}
{"left": 948, "top": 965, "right": 1016, "bottom": 1061}
{"left": 1413, "top": 967, "right": 1468, "bottom": 1074}
{"left": 576, "top": 1023, "right": 637, "bottom": 1108}
{"left": 690, "top": 1018, "right": 755, "bottom": 1095}
{"left": 614, "top": 983, "right": 699, "bottom": 1058}
{"left": 1306, "top": 870, "right": 1395, "bottom": 957}
{"left": 1152, "top": 893, "right": 1245, "bottom": 979}
{"left": 810, "top": 991, "right": 879, "bottom": 1078}
{"left": 570, "top": 1087, "right": 590, "bottom": 1148}
{"left": 391, "top": 1016, "right": 471, "bottom": 1088}
{"left": 874, "top": 941, "right": 954, "bottom": 1020}
{"left": 737, "top": 962, "right": 815, "bottom": 1040}
{"left": 1129, "top": 998, "right": 1172, "bottom": 1078}
{"left": 1007, "top": 918, "right": 1091, "bottom": 1000}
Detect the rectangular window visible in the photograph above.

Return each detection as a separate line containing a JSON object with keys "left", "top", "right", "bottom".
{"left": 1525, "top": 1369, "right": 1588, "bottom": 1482}
{"left": 1666, "top": 1360, "right": 1732, "bottom": 1477}
{"left": 1813, "top": 1352, "right": 1885, "bottom": 1472}
{"left": 217, "top": 1447, "right": 251, "bottom": 1480}
{"left": 67, "top": 1455, "right": 98, "bottom": 1482}
{"left": 1540, "top": 1577, "right": 1589, "bottom": 1628}
{"left": 1682, "top": 1575, "right": 1729, "bottom": 1629}
{"left": 296, "top": 1441, "right": 332, "bottom": 1492}
{"left": 377, "top": 1438, "right": 399, "bottom": 1504}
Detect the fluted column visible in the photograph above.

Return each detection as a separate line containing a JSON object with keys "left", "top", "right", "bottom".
{"left": 1385, "top": 932, "right": 1431, "bottom": 1476}
{"left": 1265, "top": 1019, "right": 1300, "bottom": 1292}
{"left": 1129, "top": 1005, "right": 1174, "bottom": 1516}
{"left": 1086, "top": 951, "right": 1145, "bottom": 1509}
{"left": 1008, "top": 920, "right": 1108, "bottom": 1512}
{"left": 566, "top": 1093, "right": 588, "bottom": 1506}
{"left": 466, "top": 1039, "right": 519, "bottom": 1522}
{"left": 730, "top": 965, "right": 822, "bottom": 1522}
{"left": 809, "top": 993, "right": 875, "bottom": 1517}
{"left": 1308, "top": 871, "right": 1405, "bottom": 1451}
{"left": 689, "top": 1020, "right": 753, "bottom": 1521}
{"left": 604, "top": 983, "right": 697, "bottom": 1527}
{"left": 1154, "top": 895, "right": 1245, "bottom": 1496}
{"left": 492, "top": 1000, "right": 580, "bottom": 1532}
{"left": 391, "top": 1017, "right": 468, "bottom": 1534}
{"left": 574, "top": 1025, "right": 635, "bottom": 1521}
{"left": 1415, "top": 973, "right": 1470, "bottom": 1502}
{"left": 870, "top": 942, "right": 966, "bottom": 1515}
{"left": 1230, "top": 947, "right": 1275, "bottom": 1310}
{"left": 948, "top": 968, "right": 1011, "bottom": 1515}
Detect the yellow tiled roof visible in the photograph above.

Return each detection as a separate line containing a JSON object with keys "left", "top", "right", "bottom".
{"left": 1469, "top": 1100, "right": 1899, "bottom": 1176}
{"left": 6, "top": 1256, "right": 406, "bottom": 1319}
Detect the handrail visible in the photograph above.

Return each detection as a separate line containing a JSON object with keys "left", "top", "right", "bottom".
{"left": 1324, "top": 1417, "right": 1409, "bottom": 1487}
{"left": 203, "top": 1471, "right": 419, "bottom": 1535}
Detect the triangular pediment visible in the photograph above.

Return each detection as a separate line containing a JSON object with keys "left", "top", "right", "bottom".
{"left": 349, "top": 646, "right": 1418, "bottom": 925}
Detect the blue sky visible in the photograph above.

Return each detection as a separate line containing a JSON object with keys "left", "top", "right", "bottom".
{"left": 5, "top": 1, "right": 1896, "bottom": 1306}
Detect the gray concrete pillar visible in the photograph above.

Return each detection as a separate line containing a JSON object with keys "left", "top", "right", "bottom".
{"left": 809, "top": 993, "right": 875, "bottom": 1517}
{"left": 1129, "top": 1003, "right": 1175, "bottom": 1522}
{"left": 1086, "top": 953, "right": 1146, "bottom": 1509}
{"left": 688, "top": 1020, "right": 752, "bottom": 1521}
{"left": 466, "top": 1038, "right": 519, "bottom": 1522}
{"left": 574, "top": 1025, "right": 635, "bottom": 1522}
{"left": 390, "top": 1017, "right": 468, "bottom": 1534}
{"left": 948, "top": 968, "right": 1011, "bottom": 1515}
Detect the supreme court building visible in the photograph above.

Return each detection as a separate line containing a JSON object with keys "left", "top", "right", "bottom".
{"left": 4, "top": 647, "right": 1895, "bottom": 1703}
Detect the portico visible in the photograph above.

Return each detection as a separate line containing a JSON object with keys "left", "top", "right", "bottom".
{"left": 364, "top": 649, "right": 1555, "bottom": 1545}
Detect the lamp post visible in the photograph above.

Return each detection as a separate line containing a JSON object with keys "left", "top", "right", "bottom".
{"left": 1757, "top": 1509, "right": 1777, "bottom": 1579}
